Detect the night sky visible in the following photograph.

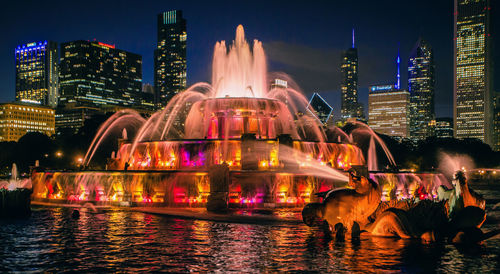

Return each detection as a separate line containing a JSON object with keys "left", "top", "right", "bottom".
{"left": 1, "top": 0, "right": 498, "bottom": 119}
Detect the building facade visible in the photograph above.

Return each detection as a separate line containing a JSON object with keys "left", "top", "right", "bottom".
{"left": 368, "top": 85, "right": 410, "bottom": 137}
{"left": 58, "top": 40, "right": 153, "bottom": 111}
{"left": 435, "top": 118, "right": 454, "bottom": 138}
{"left": 155, "top": 10, "right": 187, "bottom": 106}
{"left": 340, "top": 31, "right": 364, "bottom": 121}
{"left": 15, "top": 41, "right": 58, "bottom": 107}
{"left": 0, "top": 102, "right": 55, "bottom": 142}
{"left": 454, "top": 0, "right": 493, "bottom": 145}
{"left": 142, "top": 83, "right": 154, "bottom": 94}
{"left": 308, "top": 93, "right": 333, "bottom": 126}
{"left": 408, "top": 38, "right": 435, "bottom": 140}
{"left": 55, "top": 106, "right": 101, "bottom": 135}
{"left": 494, "top": 94, "right": 500, "bottom": 150}
{"left": 270, "top": 78, "right": 288, "bottom": 90}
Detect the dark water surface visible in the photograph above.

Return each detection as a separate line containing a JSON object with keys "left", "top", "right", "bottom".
{"left": 1, "top": 188, "right": 500, "bottom": 272}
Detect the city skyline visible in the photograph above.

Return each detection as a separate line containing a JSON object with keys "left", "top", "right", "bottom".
{"left": 2, "top": 0, "right": 498, "bottom": 120}
{"left": 2, "top": 3, "right": 500, "bottom": 271}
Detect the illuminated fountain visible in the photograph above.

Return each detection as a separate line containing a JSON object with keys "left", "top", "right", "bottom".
{"left": 1, "top": 164, "right": 32, "bottom": 217}
{"left": 0, "top": 164, "right": 31, "bottom": 191}
{"left": 31, "top": 25, "right": 449, "bottom": 208}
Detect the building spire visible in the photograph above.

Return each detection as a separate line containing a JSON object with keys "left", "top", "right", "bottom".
{"left": 396, "top": 46, "right": 401, "bottom": 89}
{"left": 352, "top": 28, "right": 355, "bottom": 48}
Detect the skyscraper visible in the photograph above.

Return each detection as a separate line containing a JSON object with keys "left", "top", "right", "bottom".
{"left": 435, "top": 118, "right": 454, "bottom": 138}
{"left": 454, "top": 0, "right": 493, "bottom": 145}
{"left": 155, "top": 10, "right": 187, "bottom": 106}
{"left": 15, "top": 41, "right": 58, "bottom": 107}
{"left": 408, "top": 38, "right": 435, "bottom": 140}
{"left": 340, "top": 29, "right": 364, "bottom": 121}
{"left": 494, "top": 94, "right": 500, "bottom": 150}
{"left": 308, "top": 93, "right": 334, "bottom": 126}
{"left": 59, "top": 40, "right": 152, "bottom": 110}
{"left": 142, "top": 83, "right": 154, "bottom": 94}
{"left": 368, "top": 50, "right": 410, "bottom": 138}
{"left": 368, "top": 84, "right": 410, "bottom": 138}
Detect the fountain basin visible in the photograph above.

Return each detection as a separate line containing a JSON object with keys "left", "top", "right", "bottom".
{"left": 31, "top": 169, "right": 452, "bottom": 209}
{"left": 31, "top": 169, "right": 350, "bottom": 208}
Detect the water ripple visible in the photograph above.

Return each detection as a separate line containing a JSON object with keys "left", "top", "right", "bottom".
{"left": 1, "top": 205, "right": 499, "bottom": 272}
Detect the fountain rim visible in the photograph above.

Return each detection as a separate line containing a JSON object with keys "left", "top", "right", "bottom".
{"left": 194, "top": 96, "right": 283, "bottom": 107}
{"left": 201, "top": 97, "right": 281, "bottom": 102}
{"left": 369, "top": 171, "right": 443, "bottom": 174}
{"left": 32, "top": 169, "right": 351, "bottom": 177}
{"left": 118, "top": 138, "right": 355, "bottom": 145}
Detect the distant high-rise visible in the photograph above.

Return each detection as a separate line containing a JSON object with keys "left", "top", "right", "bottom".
{"left": 454, "top": 0, "right": 493, "bottom": 145}
{"left": 142, "top": 83, "right": 154, "bottom": 94}
{"left": 435, "top": 118, "right": 454, "bottom": 138}
{"left": 55, "top": 106, "right": 101, "bottom": 135}
{"left": 15, "top": 41, "right": 58, "bottom": 107}
{"left": 308, "top": 93, "right": 333, "bottom": 126}
{"left": 270, "top": 78, "right": 288, "bottom": 89}
{"left": 368, "top": 84, "right": 410, "bottom": 138}
{"left": 59, "top": 40, "right": 152, "bottom": 110}
{"left": 408, "top": 38, "right": 435, "bottom": 140}
{"left": 495, "top": 94, "right": 500, "bottom": 150}
{"left": 155, "top": 10, "right": 187, "bottom": 106}
{"left": 340, "top": 29, "right": 364, "bottom": 121}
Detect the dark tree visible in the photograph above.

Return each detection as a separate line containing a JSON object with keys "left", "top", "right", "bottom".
{"left": 0, "top": 141, "right": 16, "bottom": 176}
{"left": 14, "top": 132, "right": 55, "bottom": 173}
{"left": 381, "top": 135, "right": 500, "bottom": 171}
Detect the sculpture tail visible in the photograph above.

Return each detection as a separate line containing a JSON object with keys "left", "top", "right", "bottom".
{"left": 367, "top": 209, "right": 415, "bottom": 239}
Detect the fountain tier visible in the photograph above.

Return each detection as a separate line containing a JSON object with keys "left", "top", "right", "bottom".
{"left": 30, "top": 25, "right": 451, "bottom": 209}
{"left": 184, "top": 97, "right": 297, "bottom": 140}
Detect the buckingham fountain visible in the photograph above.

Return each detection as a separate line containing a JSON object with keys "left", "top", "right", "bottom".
{"left": 30, "top": 26, "right": 450, "bottom": 210}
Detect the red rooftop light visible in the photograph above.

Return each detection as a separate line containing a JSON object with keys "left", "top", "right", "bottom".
{"left": 98, "top": 42, "right": 115, "bottom": 49}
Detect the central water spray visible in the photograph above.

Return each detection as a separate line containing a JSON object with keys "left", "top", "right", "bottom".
{"left": 212, "top": 25, "right": 267, "bottom": 98}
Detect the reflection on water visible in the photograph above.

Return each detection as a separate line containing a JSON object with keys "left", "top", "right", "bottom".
{"left": 1, "top": 205, "right": 499, "bottom": 272}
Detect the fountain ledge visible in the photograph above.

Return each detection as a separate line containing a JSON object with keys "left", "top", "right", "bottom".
{"left": 31, "top": 201, "right": 303, "bottom": 224}
{"left": 131, "top": 207, "right": 303, "bottom": 224}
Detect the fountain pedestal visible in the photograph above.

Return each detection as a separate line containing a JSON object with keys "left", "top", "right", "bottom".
{"left": 241, "top": 134, "right": 258, "bottom": 170}
{"left": 278, "top": 134, "right": 298, "bottom": 169}
{"left": 207, "top": 164, "right": 229, "bottom": 212}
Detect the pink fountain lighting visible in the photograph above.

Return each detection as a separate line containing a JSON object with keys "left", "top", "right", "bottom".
{"left": 30, "top": 25, "right": 450, "bottom": 208}
{"left": 212, "top": 25, "right": 267, "bottom": 98}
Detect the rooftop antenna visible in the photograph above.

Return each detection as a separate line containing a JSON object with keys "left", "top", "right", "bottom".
{"left": 352, "top": 28, "right": 355, "bottom": 48}
{"left": 396, "top": 45, "right": 401, "bottom": 90}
